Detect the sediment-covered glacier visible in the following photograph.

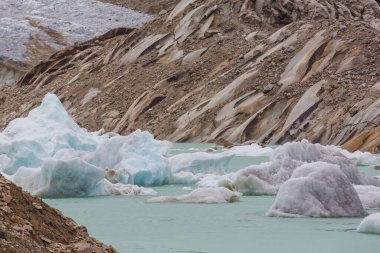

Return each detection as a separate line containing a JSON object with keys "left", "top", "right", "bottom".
{"left": 148, "top": 187, "right": 242, "bottom": 203}
{"left": 0, "top": 0, "right": 152, "bottom": 62}
{"left": 357, "top": 213, "right": 380, "bottom": 234}
{"left": 267, "top": 162, "right": 367, "bottom": 217}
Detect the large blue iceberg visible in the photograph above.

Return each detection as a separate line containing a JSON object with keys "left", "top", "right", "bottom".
{"left": 0, "top": 94, "right": 171, "bottom": 197}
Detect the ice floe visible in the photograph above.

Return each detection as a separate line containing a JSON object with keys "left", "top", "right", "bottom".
{"left": 357, "top": 213, "right": 380, "bottom": 234}
{"left": 198, "top": 140, "right": 380, "bottom": 196}
{"left": 148, "top": 187, "right": 242, "bottom": 203}
{"left": 354, "top": 185, "right": 380, "bottom": 209}
{"left": 169, "top": 151, "right": 233, "bottom": 174}
{"left": 267, "top": 162, "right": 367, "bottom": 217}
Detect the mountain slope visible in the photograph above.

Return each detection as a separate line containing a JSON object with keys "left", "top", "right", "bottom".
{"left": 0, "top": 174, "right": 117, "bottom": 252}
{"left": 0, "top": 0, "right": 379, "bottom": 152}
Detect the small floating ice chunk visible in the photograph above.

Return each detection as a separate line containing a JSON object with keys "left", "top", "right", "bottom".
{"left": 357, "top": 213, "right": 380, "bottom": 234}
{"left": 354, "top": 185, "right": 380, "bottom": 209}
{"left": 89, "top": 180, "right": 157, "bottom": 196}
{"left": 229, "top": 143, "right": 274, "bottom": 157}
{"left": 169, "top": 152, "right": 233, "bottom": 174}
{"left": 148, "top": 187, "right": 242, "bottom": 204}
{"left": 267, "top": 162, "right": 367, "bottom": 217}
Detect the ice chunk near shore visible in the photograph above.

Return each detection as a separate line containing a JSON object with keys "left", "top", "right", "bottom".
{"left": 357, "top": 213, "right": 380, "bottom": 234}
{"left": 267, "top": 162, "right": 367, "bottom": 217}
{"left": 148, "top": 187, "right": 242, "bottom": 204}
{"left": 0, "top": 93, "right": 171, "bottom": 197}
{"left": 354, "top": 185, "right": 380, "bottom": 209}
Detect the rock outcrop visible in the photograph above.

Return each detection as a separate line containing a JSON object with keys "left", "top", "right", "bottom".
{"left": 0, "top": 0, "right": 379, "bottom": 152}
{"left": 0, "top": 174, "right": 118, "bottom": 252}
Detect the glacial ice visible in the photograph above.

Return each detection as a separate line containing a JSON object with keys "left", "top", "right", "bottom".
{"left": 169, "top": 151, "right": 233, "bottom": 174}
{"left": 354, "top": 185, "right": 380, "bottom": 209}
{"left": 0, "top": 93, "right": 171, "bottom": 197}
{"left": 228, "top": 143, "right": 274, "bottom": 157}
{"left": 198, "top": 140, "right": 380, "bottom": 196}
{"left": 0, "top": 0, "right": 152, "bottom": 62}
{"left": 357, "top": 213, "right": 380, "bottom": 234}
{"left": 1, "top": 92, "right": 379, "bottom": 204}
{"left": 148, "top": 187, "right": 242, "bottom": 203}
{"left": 267, "top": 162, "right": 367, "bottom": 217}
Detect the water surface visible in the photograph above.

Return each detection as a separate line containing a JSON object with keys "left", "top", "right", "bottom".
{"left": 46, "top": 144, "right": 380, "bottom": 253}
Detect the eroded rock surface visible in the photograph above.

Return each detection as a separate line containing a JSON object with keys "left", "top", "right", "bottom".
{"left": 0, "top": 0, "right": 379, "bottom": 152}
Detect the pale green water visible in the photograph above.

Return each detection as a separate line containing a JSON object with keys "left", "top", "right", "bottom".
{"left": 45, "top": 144, "right": 380, "bottom": 253}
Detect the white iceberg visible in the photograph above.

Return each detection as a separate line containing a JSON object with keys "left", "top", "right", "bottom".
{"left": 148, "top": 187, "right": 242, "bottom": 204}
{"left": 0, "top": 93, "right": 171, "bottom": 197}
{"left": 228, "top": 143, "right": 274, "bottom": 157}
{"left": 197, "top": 140, "right": 380, "bottom": 196}
{"left": 169, "top": 151, "right": 233, "bottom": 174}
{"left": 357, "top": 213, "right": 380, "bottom": 234}
{"left": 267, "top": 162, "right": 367, "bottom": 217}
{"left": 354, "top": 185, "right": 380, "bottom": 209}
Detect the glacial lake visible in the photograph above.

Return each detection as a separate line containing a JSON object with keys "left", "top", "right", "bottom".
{"left": 46, "top": 144, "right": 380, "bottom": 253}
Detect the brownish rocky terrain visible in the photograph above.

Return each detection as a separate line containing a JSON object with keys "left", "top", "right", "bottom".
{"left": 0, "top": 175, "right": 117, "bottom": 253}
{"left": 100, "top": 0, "right": 178, "bottom": 14}
{"left": 0, "top": 0, "right": 379, "bottom": 153}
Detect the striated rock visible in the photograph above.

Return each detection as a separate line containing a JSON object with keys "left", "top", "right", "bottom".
{"left": 0, "top": 0, "right": 379, "bottom": 152}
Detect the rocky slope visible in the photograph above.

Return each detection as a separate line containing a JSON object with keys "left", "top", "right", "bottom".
{"left": 0, "top": 0, "right": 379, "bottom": 152}
{"left": 0, "top": 174, "right": 117, "bottom": 253}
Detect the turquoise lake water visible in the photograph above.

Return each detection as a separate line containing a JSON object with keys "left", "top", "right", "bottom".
{"left": 46, "top": 144, "right": 380, "bottom": 253}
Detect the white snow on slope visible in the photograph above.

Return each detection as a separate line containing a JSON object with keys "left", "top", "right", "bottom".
{"left": 357, "top": 213, "right": 380, "bottom": 234}
{"left": 148, "top": 187, "right": 242, "bottom": 203}
{"left": 267, "top": 162, "right": 367, "bottom": 218}
{"left": 0, "top": 0, "right": 152, "bottom": 62}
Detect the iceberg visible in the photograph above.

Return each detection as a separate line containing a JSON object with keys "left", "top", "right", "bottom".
{"left": 0, "top": 93, "right": 171, "bottom": 197}
{"left": 354, "top": 185, "right": 380, "bottom": 209}
{"left": 357, "top": 213, "right": 380, "bottom": 234}
{"left": 148, "top": 187, "right": 242, "bottom": 203}
{"left": 169, "top": 151, "right": 233, "bottom": 174}
{"left": 228, "top": 143, "right": 274, "bottom": 157}
{"left": 267, "top": 162, "right": 367, "bottom": 217}
{"left": 199, "top": 140, "right": 380, "bottom": 196}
